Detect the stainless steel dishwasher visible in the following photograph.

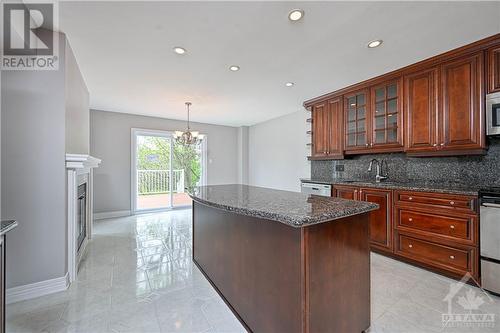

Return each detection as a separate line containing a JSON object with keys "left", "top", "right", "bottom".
{"left": 480, "top": 187, "right": 500, "bottom": 295}
{"left": 301, "top": 182, "right": 332, "bottom": 197}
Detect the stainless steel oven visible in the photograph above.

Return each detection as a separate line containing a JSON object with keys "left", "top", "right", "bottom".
{"left": 479, "top": 187, "right": 500, "bottom": 295}
{"left": 486, "top": 92, "right": 500, "bottom": 136}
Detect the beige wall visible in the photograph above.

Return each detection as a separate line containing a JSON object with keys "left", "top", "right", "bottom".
{"left": 249, "top": 111, "right": 310, "bottom": 192}
{"left": 90, "top": 110, "right": 239, "bottom": 214}
{"left": 1, "top": 34, "right": 68, "bottom": 288}
{"left": 65, "top": 39, "right": 90, "bottom": 154}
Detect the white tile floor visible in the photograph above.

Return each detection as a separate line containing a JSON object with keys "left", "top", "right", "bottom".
{"left": 6, "top": 210, "right": 500, "bottom": 333}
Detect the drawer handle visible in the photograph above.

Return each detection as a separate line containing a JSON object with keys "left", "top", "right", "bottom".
{"left": 408, "top": 218, "right": 413, "bottom": 222}
{"left": 450, "top": 225, "right": 455, "bottom": 229}
{"left": 408, "top": 244, "right": 413, "bottom": 248}
{"left": 449, "top": 255, "right": 455, "bottom": 259}
{"left": 450, "top": 201, "right": 455, "bottom": 205}
{"left": 409, "top": 197, "right": 413, "bottom": 200}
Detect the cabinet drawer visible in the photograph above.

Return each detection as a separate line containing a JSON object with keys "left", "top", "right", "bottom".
{"left": 395, "top": 233, "right": 474, "bottom": 273}
{"left": 397, "top": 209, "right": 475, "bottom": 243}
{"left": 395, "top": 191, "right": 477, "bottom": 213}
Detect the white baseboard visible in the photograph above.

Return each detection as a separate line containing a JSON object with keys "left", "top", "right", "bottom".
{"left": 94, "top": 210, "right": 131, "bottom": 220}
{"left": 7, "top": 273, "right": 70, "bottom": 304}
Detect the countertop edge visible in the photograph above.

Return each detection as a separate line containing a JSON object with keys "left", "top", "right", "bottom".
{"left": 190, "top": 195, "right": 378, "bottom": 228}
{"left": 300, "top": 179, "right": 480, "bottom": 196}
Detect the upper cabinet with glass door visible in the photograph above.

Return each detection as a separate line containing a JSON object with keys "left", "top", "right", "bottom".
{"left": 370, "top": 78, "right": 404, "bottom": 151}
{"left": 344, "top": 78, "right": 403, "bottom": 154}
{"left": 345, "top": 90, "right": 370, "bottom": 151}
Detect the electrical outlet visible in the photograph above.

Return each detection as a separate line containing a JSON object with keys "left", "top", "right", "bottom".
{"left": 335, "top": 164, "right": 345, "bottom": 172}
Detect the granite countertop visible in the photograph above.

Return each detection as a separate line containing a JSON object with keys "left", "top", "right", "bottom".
{"left": 0, "top": 220, "right": 18, "bottom": 236}
{"left": 300, "top": 178, "right": 480, "bottom": 196}
{"left": 190, "top": 184, "right": 378, "bottom": 228}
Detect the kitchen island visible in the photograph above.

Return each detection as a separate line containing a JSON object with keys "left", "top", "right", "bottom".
{"left": 190, "top": 184, "right": 378, "bottom": 333}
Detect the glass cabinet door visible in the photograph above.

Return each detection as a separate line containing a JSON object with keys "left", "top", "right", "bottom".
{"left": 345, "top": 91, "right": 368, "bottom": 148}
{"left": 372, "top": 81, "right": 400, "bottom": 146}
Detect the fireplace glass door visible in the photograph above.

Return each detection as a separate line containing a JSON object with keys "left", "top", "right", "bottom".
{"left": 77, "top": 183, "right": 87, "bottom": 251}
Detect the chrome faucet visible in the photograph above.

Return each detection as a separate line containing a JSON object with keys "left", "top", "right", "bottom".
{"left": 368, "top": 159, "right": 388, "bottom": 183}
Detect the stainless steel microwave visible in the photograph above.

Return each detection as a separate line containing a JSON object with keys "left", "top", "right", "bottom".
{"left": 487, "top": 92, "right": 500, "bottom": 136}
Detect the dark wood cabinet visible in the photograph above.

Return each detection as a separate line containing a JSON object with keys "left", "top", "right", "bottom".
{"left": 344, "top": 80, "right": 403, "bottom": 154}
{"left": 333, "top": 185, "right": 359, "bottom": 200}
{"left": 487, "top": 45, "right": 500, "bottom": 93}
{"left": 394, "top": 232, "right": 477, "bottom": 279}
{"left": 404, "top": 67, "right": 439, "bottom": 154}
{"left": 310, "top": 98, "right": 343, "bottom": 159}
{"left": 305, "top": 34, "right": 500, "bottom": 158}
{"left": 370, "top": 79, "right": 404, "bottom": 150}
{"left": 405, "top": 52, "right": 486, "bottom": 156}
{"left": 332, "top": 185, "right": 480, "bottom": 281}
{"left": 440, "top": 52, "right": 485, "bottom": 153}
{"left": 334, "top": 186, "right": 392, "bottom": 253}
{"left": 327, "top": 97, "right": 344, "bottom": 158}
{"left": 344, "top": 90, "right": 370, "bottom": 152}
{"left": 311, "top": 102, "right": 328, "bottom": 158}
{"left": 394, "top": 190, "right": 479, "bottom": 280}
{"left": 360, "top": 188, "right": 393, "bottom": 253}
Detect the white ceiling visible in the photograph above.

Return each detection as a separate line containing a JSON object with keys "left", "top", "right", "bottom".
{"left": 59, "top": 1, "right": 500, "bottom": 127}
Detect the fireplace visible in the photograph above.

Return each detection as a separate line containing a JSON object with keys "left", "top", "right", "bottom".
{"left": 77, "top": 182, "right": 87, "bottom": 252}
{"left": 66, "top": 154, "right": 101, "bottom": 284}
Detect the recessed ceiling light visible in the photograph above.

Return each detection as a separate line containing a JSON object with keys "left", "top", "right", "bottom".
{"left": 229, "top": 65, "right": 240, "bottom": 71}
{"left": 285, "top": 82, "right": 294, "bottom": 87}
{"left": 288, "top": 9, "right": 304, "bottom": 21}
{"left": 367, "top": 40, "right": 383, "bottom": 48}
{"left": 173, "top": 47, "right": 186, "bottom": 54}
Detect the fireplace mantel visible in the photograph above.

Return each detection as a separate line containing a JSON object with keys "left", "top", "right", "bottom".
{"left": 66, "top": 153, "right": 101, "bottom": 284}
{"left": 66, "top": 154, "right": 101, "bottom": 169}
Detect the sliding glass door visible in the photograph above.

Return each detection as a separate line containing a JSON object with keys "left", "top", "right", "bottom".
{"left": 132, "top": 129, "right": 206, "bottom": 213}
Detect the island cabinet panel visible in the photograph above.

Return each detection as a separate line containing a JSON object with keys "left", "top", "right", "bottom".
{"left": 192, "top": 202, "right": 302, "bottom": 333}
{"left": 192, "top": 201, "right": 371, "bottom": 333}
{"left": 360, "top": 188, "right": 393, "bottom": 253}
{"left": 306, "top": 214, "right": 370, "bottom": 333}
{"left": 487, "top": 45, "right": 500, "bottom": 93}
{"left": 440, "top": 52, "right": 485, "bottom": 153}
{"left": 404, "top": 67, "right": 439, "bottom": 153}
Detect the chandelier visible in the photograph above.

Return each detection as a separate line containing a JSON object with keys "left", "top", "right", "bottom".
{"left": 174, "top": 102, "right": 202, "bottom": 145}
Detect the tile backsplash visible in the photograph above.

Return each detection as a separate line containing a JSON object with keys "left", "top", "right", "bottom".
{"left": 311, "top": 137, "right": 500, "bottom": 187}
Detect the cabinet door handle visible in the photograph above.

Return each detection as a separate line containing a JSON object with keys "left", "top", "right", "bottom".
{"left": 450, "top": 225, "right": 455, "bottom": 229}
{"left": 409, "top": 244, "right": 413, "bottom": 248}
{"left": 365, "top": 143, "right": 369, "bottom": 147}
{"left": 450, "top": 201, "right": 455, "bottom": 205}
{"left": 440, "top": 143, "right": 445, "bottom": 146}
{"left": 408, "top": 218, "right": 413, "bottom": 222}
{"left": 409, "top": 197, "right": 413, "bottom": 200}
{"left": 449, "top": 255, "right": 455, "bottom": 259}
{"left": 433, "top": 143, "right": 437, "bottom": 147}
{"left": 370, "top": 143, "right": 373, "bottom": 147}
